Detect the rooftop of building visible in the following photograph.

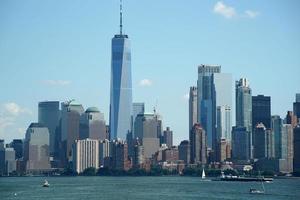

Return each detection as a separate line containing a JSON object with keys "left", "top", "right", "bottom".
{"left": 28, "top": 123, "right": 45, "bottom": 128}
{"left": 86, "top": 107, "right": 100, "bottom": 113}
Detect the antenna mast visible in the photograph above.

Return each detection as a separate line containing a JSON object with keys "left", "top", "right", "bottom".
{"left": 120, "top": 0, "right": 123, "bottom": 35}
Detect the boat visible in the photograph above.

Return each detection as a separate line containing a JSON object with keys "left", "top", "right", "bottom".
{"left": 216, "top": 172, "right": 273, "bottom": 182}
{"left": 202, "top": 168, "right": 206, "bottom": 179}
{"left": 249, "top": 171, "right": 265, "bottom": 194}
{"left": 42, "top": 180, "right": 50, "bottom": 187}
{"left": 249, "top": 188, "right": 264, "bottom": 194}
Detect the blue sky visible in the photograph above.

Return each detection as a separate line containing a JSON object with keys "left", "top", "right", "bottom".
{"left": 0, "top": 0, "right": 299, "bottom": 145}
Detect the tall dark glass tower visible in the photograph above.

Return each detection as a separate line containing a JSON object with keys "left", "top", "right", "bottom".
{"left": 252, "top": 95, "right": 271, "bottom": 129}
{"left": 109, "top": 0, "right": 132, "bottom": 140}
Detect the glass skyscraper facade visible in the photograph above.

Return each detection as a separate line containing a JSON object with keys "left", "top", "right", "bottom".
{"left": 109, "top": 31, "right": 132, "bottom": 140}
{"left": 38, "top": 101, "right": 60, "bottom": 158}
{"left": 252, "top": 95, "right": 271, "bottom": 129}
{"left": 197, "top": 65, "right": 221, "bottom": 149}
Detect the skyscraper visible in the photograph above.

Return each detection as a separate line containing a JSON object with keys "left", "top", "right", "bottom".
{"left": 294, "top": 94, "right": 300, "bottom": 122}
{"left": 235, "top": 78, "right": 252, "bottom": 158}
{"left": 271, "top": 115, "right": 282, "bottom": 159}
{"left": 232, "top": 126, "right": 250, "bottom": 161}
{"left": 197, "top": 65, "right": 221, "bottom": 149}
{"left": 134, "top": 113, "right": 160, "bottom": 158}
{"left": 253, "top": 123, "right": 267, "bottom": 159}
{"left": 236, "top": 78, "right": 252, "bottom": 131}
{"left": 280, "top": 124, "right": 294, "bottom": 173}
{"left": 252, "top": 95, "right": 271, "bottom": 129}
{"left": 213, "top": 73, "right": 232, "bottom": 140}
{"left": 61, "top": 100, "right": 84, "bottom": 166}
{"left": 163, "top": 127, "right": 173, "bottom": 148}
{"left": 79, "top": 107, "right": 106, "bottom": 140}
{"left": 293, "top": 125, "right": 300, "bottom": 172}
{"left": 189, "top": 86, "right": 197, "bottom": 132}
{"left": 109, "top": 1, "right": 133, "bottom": 140}
{"left": 38, "top": 101, "right": 60, "bottom": 157}
{"left": 24, "top": 123, "right": 51, "bottom": 172}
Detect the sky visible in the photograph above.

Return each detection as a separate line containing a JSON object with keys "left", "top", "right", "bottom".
{"left": 0, "top": 0, "right": 299, "bottom": 145}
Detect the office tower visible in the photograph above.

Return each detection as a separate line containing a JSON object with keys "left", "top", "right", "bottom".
{"left": 38, "top": 101, "right": 60, "bottom": 158}
{"left": 132, "top": 139, "right": 144, "bottom": 168}
{"left": 178, "top": 140, "right": 190, "bottom": 165}
{"left": 271, "top": 115, "right": 283, "bottom": 159}
{"left": 109, "top": 1, "right": 133, "bottom": 140}
{"left": 236, "top": 78, "right": 252, "bottom": 130}
{"left": 232, "top": 126, "right": 250, "bottom": 160}
{"left": 61, "top": 100, "right": 84, "bottom": 166}
{"left": 72, "top": 139, "right": 99, "bottom": 174}
{"left": 280, "top": 124, "right": 294, "bottom": 173}
{"left": 293, "top": 126, "right": 300, "bottom": 172}
{"left": 0, "top": 147, "right": 16, "bottom": 176}
{"left": 294, "top": 94, "right": 300, "bottom": 122}
{"left": 253, "top": 123, "right": 267, "bottom": 159}
{"left": 285, "top": 111, "right": 298, "bottom": 128}
{"left": 134, "top": 113, "right": 160, "bottom": 158}
{"left": 252, "top": 95, "right": 271, "bottom": 129}
{"left": 214, "top": 73, "right": 232, "bottom": 140}
{"left": 9, "top": 139, "right": 23, "bottom": 159}
{"left": 163, "top": 127, "right": 173, "bottom": 148}
{"left": 190, "top": 123, "right": 207, "bottom": 164}
{"left": 80, "top": 107, "right": 106, "bottom": 140}
{"left": 99, "top": 139, "right": 111, "bottom": 167}
{"left": 24, "top": 123, "right": 51, "bottom": 171}
{"left": 197, "top": 65, "right": 221, "bottom": 150}
{"left": 132, "top": 103, "right": 145, "bottom": 132}
{"left": 189, "top": 86, "right": 198, "bottom": 132}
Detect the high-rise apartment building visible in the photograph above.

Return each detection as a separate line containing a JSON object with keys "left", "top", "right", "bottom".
{"left": 72, "top": 139, "right": 99, "bottom": 174}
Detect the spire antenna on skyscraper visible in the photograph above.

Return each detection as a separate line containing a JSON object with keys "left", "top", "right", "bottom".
{"left": 120, "top": 0, "right": 123, "bottom": 35}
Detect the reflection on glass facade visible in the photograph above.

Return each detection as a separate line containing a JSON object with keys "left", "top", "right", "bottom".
{"left": 197, "top": 65, "right": 221, "bottom": 149}
{"left": 109, "top": 34, "right": 132, "bottom": 140}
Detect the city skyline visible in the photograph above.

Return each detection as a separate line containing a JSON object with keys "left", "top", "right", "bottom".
{"left": 1, "top": 1, "right": 300, "bottom": 145}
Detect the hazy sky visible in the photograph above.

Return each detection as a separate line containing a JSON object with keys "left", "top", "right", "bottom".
{"left": 0, "top": 0, "right": 299, "bottom": 145}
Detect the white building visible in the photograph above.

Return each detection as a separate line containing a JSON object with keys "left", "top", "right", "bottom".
{"left": 73, "top": 139, "right": 99, "bottom": 174}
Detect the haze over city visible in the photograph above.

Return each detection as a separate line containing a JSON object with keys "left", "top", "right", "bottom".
{"left": 0, "top": 0, "right": 299, "bottom": 145}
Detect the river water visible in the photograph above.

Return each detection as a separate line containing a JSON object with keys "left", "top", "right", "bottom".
{"left": 0, "top": 176, "right": 299, "bottom": 200}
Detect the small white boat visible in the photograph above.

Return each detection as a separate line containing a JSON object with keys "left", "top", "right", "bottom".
{"left": 42, "top": 180, "right": 50, "bottom": 187}
{"left": 249, "top": 188, "right": 264, "bottom": 194}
